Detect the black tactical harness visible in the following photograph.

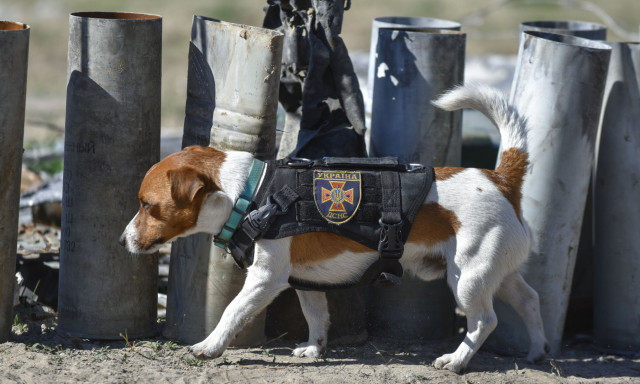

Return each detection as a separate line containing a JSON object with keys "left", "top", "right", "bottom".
{"left": 214, "top": 157, "right": 434, "bottom": 291}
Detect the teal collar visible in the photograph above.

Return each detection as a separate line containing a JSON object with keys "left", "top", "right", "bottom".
{"left": 214, "top": 158, "right": 265, "bottom": 250}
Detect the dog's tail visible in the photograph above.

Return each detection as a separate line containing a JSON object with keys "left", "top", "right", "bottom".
{"left": 432, "top": 84, "right": 528, "bottom": 156}
{"left": 433, "top": 84, "right": 529, "bottom": 216}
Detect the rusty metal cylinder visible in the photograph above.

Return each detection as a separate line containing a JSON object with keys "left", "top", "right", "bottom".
{"left": 0, "top": 21, "right": 29, "bottom": 342}
{"left": 58, "top": 12, "right": 162, "bottom": 339}
{"left": 164, "top": 16, "right": 283, "bottom": 345}
{"left": 367, "top": 27, "right": 465, "bottom": 340}
{"left": 593, "top": 41, "right": 640, "bottom": 352}
{"left": 489, "top": 31, "right": 611, "bottom": 355}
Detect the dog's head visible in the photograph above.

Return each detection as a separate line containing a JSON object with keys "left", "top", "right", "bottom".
{"left": 119, "top": 146, "right": 231, "bottom": 254}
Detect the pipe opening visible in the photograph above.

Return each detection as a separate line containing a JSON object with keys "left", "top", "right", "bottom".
{"left": 525, "top": 30, "right": 612, "bottom": 51}
{"left": 374, "top": 16, "right": 460, "bottom": 30}
{"left": 0, "top": 21, "right": 29, "bottom": 30}
{"left": 378, "top": 27, "right": 464, "bottom": 36}
{"left": 193, "top": 15, "right": 284, "bottom": 38}
{"left": 70, "top": 12, "right": 161, "bottom": 20}
{"left": 522, "top": 20, "right": 606, "bottom": 32}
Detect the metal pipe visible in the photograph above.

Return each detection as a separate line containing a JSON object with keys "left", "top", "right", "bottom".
{"left": 489, "top": 31, "right": 611, "bottom": 355}
{"left": 366, "top": 28, "right": 466, "bottom": 340}
{"left": 593, "top": 41, "right": 640, "bottom": 353}
{"left": 366, "top": 17, "right": 460, "bottom": 118}
{"left": 58, "top": 12, "right": 162, "bottom": 339}
{"left": 0, "top": 21, "right": 29, "bottom": 342}
{"left": 164, "top": 16, "right": 283, "bottom": 345}
{"left": 370, "top": 28, "right": 465, "bottom": 166}
{"left": 523, "top": 19, "right": 606, "bottom": 340}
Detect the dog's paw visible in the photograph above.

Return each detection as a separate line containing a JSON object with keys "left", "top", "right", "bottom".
{"left": 527, "top": 341, "right": 551, "bottom": 364}
{"left": 292, "top": 342, "right": 324, "bottom": 358}
{"left": 189, "top": 341, "right": 224, "bottom": 360}
{"left": 434, "top": 353, "right": 465, "bottom": 373}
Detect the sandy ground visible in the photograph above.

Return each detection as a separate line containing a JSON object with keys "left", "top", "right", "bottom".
{"left": 2, "top": 304, "right": 639, "bottom": 384}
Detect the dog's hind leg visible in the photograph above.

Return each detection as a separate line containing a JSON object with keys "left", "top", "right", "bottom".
{"left": 496, "top": 271, "right": 550, "bottom": 362}
{"left": 434, "top": 270, "right": 498, "bottom": 373}
{"left": 292, "top": 290, "right": 330, "bottom": 358}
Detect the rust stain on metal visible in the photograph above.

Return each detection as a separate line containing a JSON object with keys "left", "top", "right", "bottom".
{"left": 263, "top": 65, "right": 276, "bottom": 83}
{"left": 266, "top": 35, "right": 281, "bottom": 53}
{"left": 0, "top": 21, "right": 28, "bottom": 30}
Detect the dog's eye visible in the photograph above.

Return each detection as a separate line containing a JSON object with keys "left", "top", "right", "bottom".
{"left": 141, "top": 201, "right": 151, "bottom": 211}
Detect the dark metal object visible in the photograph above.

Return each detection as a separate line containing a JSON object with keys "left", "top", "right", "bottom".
{"left": 366, "top": 26, "right": 464, "bottom": 341}
{"left": 58, "top": 12, "right": 162, "bottom": 339}
{"left": 264, "top": 0, "right": 367, "bottom": 159}
{"left": 370, "top": 28, "right": 466, "bottom": 166}
{"left": 366, "top": 17, "right": 461, "bottom": 116}
{"left": 164, "top": 16, "right": 283, "bottom": 346}
{"left": 0, "top": 21, "right": 29, "bottom": 342}
{"left": 593, "top": 41, "right": 640, "bottom": 352}
{"left": 489, "top": 31, "right": 611, "bottom": 355}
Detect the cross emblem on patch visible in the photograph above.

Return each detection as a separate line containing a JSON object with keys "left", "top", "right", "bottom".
{"left": 314, "top": 170, "right": 361, "bottom": 225}
{"left": 321, "top": 181, "right": 355, "bottom": 212}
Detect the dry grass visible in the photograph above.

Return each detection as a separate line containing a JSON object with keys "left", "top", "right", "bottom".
{"left": 2, "top": 0, "right": 638, "bottom": 141}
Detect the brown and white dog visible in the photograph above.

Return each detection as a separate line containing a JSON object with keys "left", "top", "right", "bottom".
{"left": 120, "top": 85, "right": 549, "bottom": 373}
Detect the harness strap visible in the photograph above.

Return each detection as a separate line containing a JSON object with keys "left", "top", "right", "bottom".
{"left": 228, "top": 185, "right": 300, "bottom": 268}
{"left": 289, "top": 255, "right": 404, "bottom": 291}
{"left": 378, "top": 170, "right": 404, "bottom": 277}
{"left": 213, "top": 159, "right": 265, "bottom": 250}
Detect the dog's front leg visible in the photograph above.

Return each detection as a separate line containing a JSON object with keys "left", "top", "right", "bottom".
{"left": 190, "top": 240, "right": 291, "bottom": 359}
{"left": 293, "top": 290, "right": 329, "bottom": 358}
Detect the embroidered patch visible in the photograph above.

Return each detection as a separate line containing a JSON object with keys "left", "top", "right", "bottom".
{"left": 313, "top": 170, "right": 361, "bottom": 225}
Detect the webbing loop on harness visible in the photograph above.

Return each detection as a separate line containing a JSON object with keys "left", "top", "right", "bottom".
{"left": 228, "top": 185, "right": 300, "bottom": 268}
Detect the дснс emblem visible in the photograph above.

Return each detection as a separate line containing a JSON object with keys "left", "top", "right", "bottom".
{"left": 313, "top": 170, "right": 361, "bottom": 225}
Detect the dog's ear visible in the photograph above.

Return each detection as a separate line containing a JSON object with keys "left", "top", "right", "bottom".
{"left": 167, "top": 167, "right": 209, "bottom": 206}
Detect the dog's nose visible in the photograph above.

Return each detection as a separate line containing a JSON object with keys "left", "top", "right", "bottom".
{"left": 118, "top": 234, "right": 126, "bottom": 247}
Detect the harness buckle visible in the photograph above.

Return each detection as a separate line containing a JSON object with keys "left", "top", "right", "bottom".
{"left": 408, "top": 163, "right": 426, "bottom": 172}
{"left": 378, "top": 218, "right": 403, "bottom": 259}
{"left": 247, "top": 201, "right": 279, "bottom": 231}
{"left": 286, "top": 157, "right": 313, "bottom": 168}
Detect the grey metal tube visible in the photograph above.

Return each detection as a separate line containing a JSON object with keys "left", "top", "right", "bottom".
{"left": 366, "top": 17, "right": 460, "bottom": 117}
{"left": 366, "top": 28, "right": 465, "bottom": 340}
{"left": 521, "top": 20, "right": 606, "bottom": 339}
{"left": 370, "top": 28, "right": 465, "bottom": 165}
{"left": 0, "top": 21, "right": 29, "bottom": 342}
{"left": 489, "top": 31, "right": 611, "bottom": 355}
{"left": 593, "top": 41, "right": 640, "bottom": 352}
{"left": 58, "top": 12, "right": 162, "bottom": 339}
{"left": 164, "top": 16, "right": 283, "bottom": 345}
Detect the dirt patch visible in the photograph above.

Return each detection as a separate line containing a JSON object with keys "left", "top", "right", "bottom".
{"left": 2, "top": 304, "right": 638, "bottom": 384}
